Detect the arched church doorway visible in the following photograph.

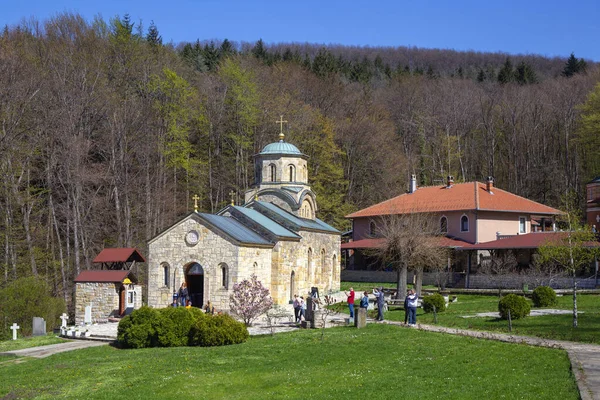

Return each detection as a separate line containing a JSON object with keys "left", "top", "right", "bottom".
{"left": 185, "top": 262, "right": 204, "bottom": 308}
{"left": 290, "top": 271, "right": 296, "bottom": 301}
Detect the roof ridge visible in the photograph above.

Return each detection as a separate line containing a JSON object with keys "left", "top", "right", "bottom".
{"left": 483, "top": 184, "right": 562, "bottom": 213}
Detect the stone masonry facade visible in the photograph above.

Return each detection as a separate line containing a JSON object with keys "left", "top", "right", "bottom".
{"left": 147, "top": 214, "right": 340, "bottom": 311}
{"left": 74, "top": 282, "right": 142, "bottom": 324}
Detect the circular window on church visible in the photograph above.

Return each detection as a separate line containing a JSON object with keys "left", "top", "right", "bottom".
{"left": 185, "top": 230, "right": 200, "bottom": 245}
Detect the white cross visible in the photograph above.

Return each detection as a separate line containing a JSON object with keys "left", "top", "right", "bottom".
{"left": 11, "top": 323, "right": 20, "bottom": 340}
{"left": 595, "top": 215, "right": 599, "bottom": 223}
{"left": 60, "top": 313, "right": 69, "bottom": 328}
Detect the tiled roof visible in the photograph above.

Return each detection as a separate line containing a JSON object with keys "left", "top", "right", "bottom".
{"left": 198, "top": 213, "right": 273, "bottom": 246}
{"left": 74, "top": 270, "right": 132, "bottom": 283}
{"left": 93, "top": 248, "right": 146, "bottom": 263}
{"left": 467, "top": 232, "right": 600, "bottom": 250}
{"left": 346, "top": 182, "right": 562, "bottom": 218}
{"left": 231, "top": 206, "right": 301, "bottom": 239}
{"left": 341, "top": 236, "right": 470, "bottom": 249}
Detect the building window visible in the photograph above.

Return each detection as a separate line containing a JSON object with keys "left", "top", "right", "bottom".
{"left": 369, "top": 221, "right": 376, "bottom": 236}
{"left": 220, "top": 263, "right": 229, "bottom": 289}
{"left": 162, "top": 263, "right": 170, "bottom": 288}
{"left": 460, "top": 215, "right": 469, "bottom": 232}
{"left": 440, "top": 216, "right": 448, "bottom": 233}
{"left": 270, "top": 164, "right": 276, "bottom": 182}
{"left": 519, "top": 217, "right": 526, "bottom": 234}
{"left": 288, "top": 165, "right": 295, "bottom": 182}
{"left": 320, "top": 249, "right": 326, "bottom": 276}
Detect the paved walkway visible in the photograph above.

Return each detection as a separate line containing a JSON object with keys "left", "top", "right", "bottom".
{"left": 0, "top": 340, "right": 107, "bottom": 360}
{"left": 382, "top": 320, "right": 600, "bottom": 400}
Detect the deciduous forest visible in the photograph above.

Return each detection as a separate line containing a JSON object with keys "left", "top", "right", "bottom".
{"left": 1, "top": 13, "right": 600, "bottom": 303}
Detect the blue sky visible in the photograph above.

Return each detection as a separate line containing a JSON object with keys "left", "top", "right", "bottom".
{"left": 2, "top": 0, "right": 599, "bottom": 61}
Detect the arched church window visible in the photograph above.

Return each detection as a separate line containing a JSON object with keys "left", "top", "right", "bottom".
{"left": 303, "top": 165, "right": 307, "bottom": 182}
{"left": 461, "top": 215, "right": 469, "bottom": 232}
{"left": 320, "top": 249, "right": 326, "bottom": 277}
{"left": 162, "top": 263, "right": 170, "bottom": 288}
{"left": 253, "top": 262, "right": 258, "bottom": 275}
{"left": 440, "top": 216, "right": 448, "bottom": 233}
{"left": 270, "top": 164, "right": 276, "bottom": 182}
{"left": 288, "top": 165, "right": 295, "bottom": 182}
{"left": 307, "top": 248, "right": 313, "bottom": 280}
{"left": 332, "top": 254, "right": 337, "bottom": 279}
{"left": 220, "top": 263, "right": 229, "bottom": 289}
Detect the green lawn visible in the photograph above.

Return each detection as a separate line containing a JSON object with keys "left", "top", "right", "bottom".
{"left": 0, "top": 324, "right": 578, "bottom": 399}
{"left": 383, "top": 293, "right": 600, "bottom": 344}
{"left": 0, "top": 334, "right": 68, "bottom": 352}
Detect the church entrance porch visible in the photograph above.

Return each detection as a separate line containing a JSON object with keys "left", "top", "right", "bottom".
{"left": 185, "top": 262, "right": 205, "bottom": 308}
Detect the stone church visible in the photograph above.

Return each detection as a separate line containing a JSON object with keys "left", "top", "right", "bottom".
{"left": 147, "top": 125, "right": 341, "bottom": 311}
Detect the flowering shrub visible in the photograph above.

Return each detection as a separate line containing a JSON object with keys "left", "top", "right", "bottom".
{"left": 229, "top": 274, "right": 273, "bottom": 326}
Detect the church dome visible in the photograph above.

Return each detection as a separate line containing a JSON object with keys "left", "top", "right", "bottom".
{"left": 259, "top": 140, "right": 303, "bottom": 156}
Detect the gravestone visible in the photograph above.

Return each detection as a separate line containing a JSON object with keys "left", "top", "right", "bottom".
{"left": 354, "top": 308, "right": 367, "bottom": 329}
{"left": 312, "top": 310, "right": 324, "bottom": 329}
{"left": 60, "top": 313, "right": 69, "bottom": 328}
{"left": 10, "top": 323, "right": 20, "bottom": 340}
{"left": 84, "top": 305, "right": 92, "bottom": 324}
{"left": 32, "top": 317, "right": 46, "bottom": 336}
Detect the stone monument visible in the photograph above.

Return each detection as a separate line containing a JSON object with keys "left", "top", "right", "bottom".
{"left": 354, "top": 308, "right": 367, "bottom": 328}
{"left": 32, "top": 317, "right": 46, "bottom": 336}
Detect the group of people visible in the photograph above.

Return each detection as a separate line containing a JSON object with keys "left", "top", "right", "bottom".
{"left": 344, "top": 286, "right": 419, "bottom": 325}
{"left": 169, "top": 282, "right": 215, "bottom": 314}
{"left": 292, "top": 295, "right": 307, "bottom": 323}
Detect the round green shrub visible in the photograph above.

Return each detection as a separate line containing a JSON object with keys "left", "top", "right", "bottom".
{"left": 422, "top": 293, "right": 446, "bottom": 313}
{"left": 190, "top": 314, "right": 249, "bottom": 347}
{"left": 117, "top": 306, "right": 162, "bottom": 348}
{"left": 532, "top": 286, "right": 557, "bottom": 307}
{"left": 155, "top": 307, "right": 205, "bottom": 347}
{"left": 498, "top": 294, "right": 530, "bottom": 320}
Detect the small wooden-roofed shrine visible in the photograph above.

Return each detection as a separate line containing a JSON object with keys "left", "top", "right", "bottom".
{"left": 93, "top": 248, "right": 146, "bottom": 270}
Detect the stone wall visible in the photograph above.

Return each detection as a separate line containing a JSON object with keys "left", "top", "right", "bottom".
{"left": 147, "top": 214, "right": 272, "bottom": 311}
{"left": 147, "top": 214, "right": 341, "bottom": 311}
{"left": 75, "top": 282, "right": 143, "bottom": 325}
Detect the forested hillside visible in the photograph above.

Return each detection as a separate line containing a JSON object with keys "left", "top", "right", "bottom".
{"left": 1, "top": 13, "right": 599, "bottom": 302}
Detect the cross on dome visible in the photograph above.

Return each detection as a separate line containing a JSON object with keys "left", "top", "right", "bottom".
{"left": 275, "top": 115, "right": 288, "bottom": 141}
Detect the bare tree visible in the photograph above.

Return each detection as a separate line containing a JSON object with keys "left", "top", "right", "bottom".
{"left": 366, "top": 212, "right": 449, "bottom": 298}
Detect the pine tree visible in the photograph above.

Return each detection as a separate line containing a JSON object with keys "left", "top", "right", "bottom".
{"left": 514, "top": 61, "right": 537, "bottom": 85}
{"left": 477, "top": 68, "right": 485, "bottom": 82}
{"left": 146, "top": 20, "right": 162, "bottom": 47}
{"left": 251, "top": 39, "right": 267, "bottom": 60}
{"left": 562, "top": 53, "right": 587, "bottom": 77}
{"left": 220, "top": 39, "right": 235, "bottom": 58}
{"left": 497, "top": 58, "right": 514, "bottom": 84}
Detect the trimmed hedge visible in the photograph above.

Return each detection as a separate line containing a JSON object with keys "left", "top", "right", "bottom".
{"left": 422, "top": 293, "right": 446, "bottom": 313}
{"left": 190, "top": 313, "right": 249, "bottom": 347}
{"left": 532, "top": 286, "right": 557, "bottom": 307}
{"left": 118, "top": 306, "right": 248, "bottom": 349}
{"left": 498, "top": 294, "right": 530, "bottom": 320}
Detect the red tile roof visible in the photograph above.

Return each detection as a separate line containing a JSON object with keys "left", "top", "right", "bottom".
{"left": 92, "top": 248, "right": 146, "bottom": 263}
{"left": 74, "top": 270, "right": 133, "bottom": 283}
{"left": 346, "top": 182, "right": 562, "bottom": 218}
{"left": 467, "top": 232, "right": 600, "bottom": 250}
{"left": 341, "top": 236, "right": 471, "bottom": 250}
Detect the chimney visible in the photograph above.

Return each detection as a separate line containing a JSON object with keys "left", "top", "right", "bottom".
{"left": 446, "top": 175, "right": 454, "bottom": 188}
{"left": 486, "top": 176, "right": 494, "bottom": 193}
{"left": 409, "top": 174, "right": 417, "bottom": 193}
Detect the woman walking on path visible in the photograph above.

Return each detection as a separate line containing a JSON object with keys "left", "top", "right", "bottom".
{"left": 293, "top": 295, "right": 301, "bottom": 323}
{"left": 344, "top": 288, "right": 355, "bottom": 319}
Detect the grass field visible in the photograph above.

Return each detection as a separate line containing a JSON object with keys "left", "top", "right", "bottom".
{"left": 0, "top": 324, "right": 578, "bottom": 399}
{"left": 0, "top": 334, "right": 67, "bottom": 352}
{"left": 382, "top": 293, "right": 600, "bottom": 344}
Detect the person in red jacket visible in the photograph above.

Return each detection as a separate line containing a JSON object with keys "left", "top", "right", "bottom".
{"left": 344, "top": 287, "right": 355, "bottom": 319}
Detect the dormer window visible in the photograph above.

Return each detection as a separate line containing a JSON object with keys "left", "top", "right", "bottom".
{"left": 460, "top": 215, "right": 469, "bottom": 232}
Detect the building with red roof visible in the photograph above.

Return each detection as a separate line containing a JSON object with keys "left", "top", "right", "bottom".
{"left": 343, "top": 176, "right": 569, "bottom": 285}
